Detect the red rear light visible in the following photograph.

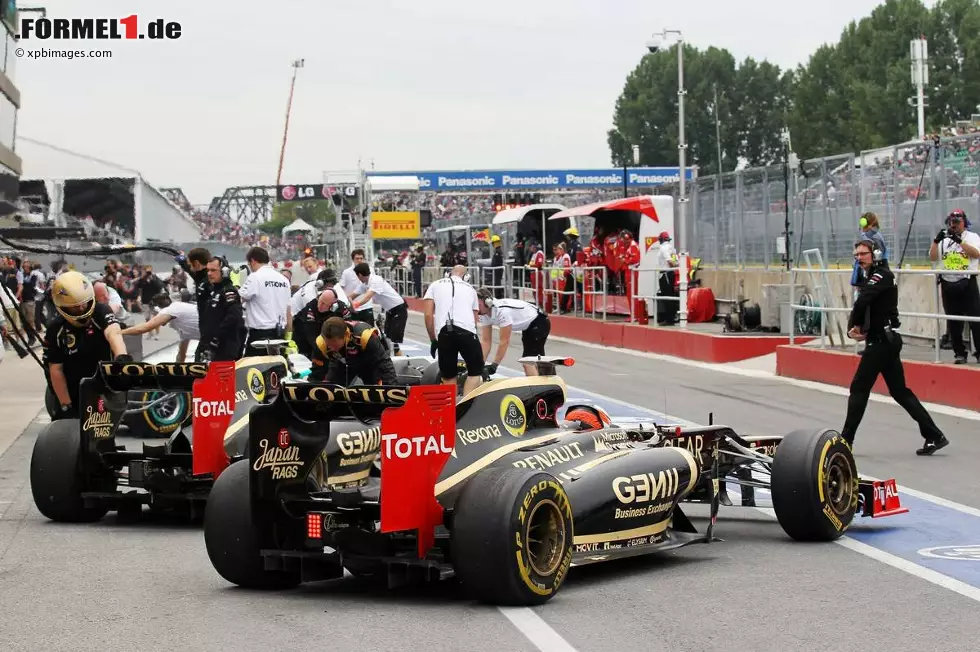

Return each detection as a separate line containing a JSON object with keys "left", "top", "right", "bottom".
{"left": 563, "top": 358, "right": 575, "bottom": 367}
{"left": 307, "top": 513, "right": 322, "bottom": 539}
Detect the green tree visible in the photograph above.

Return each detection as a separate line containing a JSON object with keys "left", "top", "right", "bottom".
{"left": 258, "top": 200, "right": 336, "bottom": 234}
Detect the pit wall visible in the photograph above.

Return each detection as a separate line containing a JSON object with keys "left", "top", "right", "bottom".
{"left": 698, "top": 268, "right": 944, "bottom": 340}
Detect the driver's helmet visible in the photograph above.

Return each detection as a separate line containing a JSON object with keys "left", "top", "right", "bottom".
{"left": 564, "top": 405, "right": 611, "bottom": 431}
{"left": 51, "top": 270, "right": 96, "bottom": 327}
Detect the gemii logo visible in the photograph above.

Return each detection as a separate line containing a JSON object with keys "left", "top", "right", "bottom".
{"left": 18, "top": 15, "right": 182, "bottom": 41}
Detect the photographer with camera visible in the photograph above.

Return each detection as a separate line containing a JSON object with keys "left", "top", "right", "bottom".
{"left": 930, "top": 209, "right": 980, "bottom": 364}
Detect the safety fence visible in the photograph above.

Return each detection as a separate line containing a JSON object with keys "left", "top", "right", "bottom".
{"left": 788, "top": 265, "right": 979, "bottom": 362}
{"left": 379, "top": 261, "right": 686, "bottom": 324}
{"left": 645, "top": 132, "right": 980, "bottom": 270}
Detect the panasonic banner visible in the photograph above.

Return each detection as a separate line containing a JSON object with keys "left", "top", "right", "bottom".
{"left": 365, "top": 168, "right": 693, "bottom": 191}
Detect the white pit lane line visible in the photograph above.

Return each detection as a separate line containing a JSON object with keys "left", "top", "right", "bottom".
{"left": 494, "top": 360, "right": 980, "bottom": 608}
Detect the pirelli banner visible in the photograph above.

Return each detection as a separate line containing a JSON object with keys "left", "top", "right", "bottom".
{"left": 371, "top": 211, "right": 420, "bottom": 239}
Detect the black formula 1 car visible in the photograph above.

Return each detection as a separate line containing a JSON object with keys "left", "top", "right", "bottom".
{"left": 202, "top": 356, "right": 910, "bottom": 605}
{"left": 29, "top": 346, "right": 440, "bottom": 524}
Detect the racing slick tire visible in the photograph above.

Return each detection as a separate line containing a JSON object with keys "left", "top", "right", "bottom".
{"left": 30, "top": 419, "right": 112, "bottom": 522}
{"left": 771, "top": 428, "right": 858, "bottom": 542}
{"left": 451, "top": 467, "right": 574, "bottom": 606}
{"left": 204, "top": 460, "right": 300, "bottom": 590}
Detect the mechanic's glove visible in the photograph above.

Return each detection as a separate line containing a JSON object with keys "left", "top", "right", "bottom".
{"left": 174, "top": 253, "right": 186, "bottom": 264}
{"left": 950, "top": 230, "right": 962, "bottom": 244}
{"left": 114, "top": 353, "right": 134, "bottom": 362}
{"left": 935, "top": 229, "right": 947, "bottom": 244}
{"left": 224, "top": 291, "right": 238, "bottom": 303}
{"left": 484, "top": 362, "right": 498, "bottom": 376}
{"left": 286, "top": 339, "right": 298, "bottom": 355}
{"left": 430, "top": 339, "right": 438, "bottom": 358}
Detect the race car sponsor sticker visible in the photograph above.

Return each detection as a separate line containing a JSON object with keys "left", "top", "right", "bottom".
{"left": 247, "top": 368, "right": 266, "bottom": 402}
{"left": 192, "top": 397, "right": 232, "bottom": 418}
{"left": 456, "top": 424, "right": 502, "bottom": 446}
{"left": 82, "top": 396, "right": 113, "bottom": 439}
{"left": 511, "top": 442, "right": 585, "bottom": 471}
{"left": 253, "top": 437, "right": 303, "bottom": 479}
{"left": 337, "top": 427, "right": 382, "bottom": 466}
{"left": 917, "top": 545, "right": 980, "bottom": 562}
{"left": 612, "top": 468, "right": 681, "bottom": 505}
{"left": 500, "top": 394, "right": 527, "bottom": 437}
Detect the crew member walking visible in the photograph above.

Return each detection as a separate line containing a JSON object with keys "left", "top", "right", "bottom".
{"left": 423, "top": 264, "right": 483, "bottom": 396}
{"left": 239, "top": 246, "right": 290, "bottom": 356}
{"left": 198, "top": 257, "right": 245, "bottom": 362}
{"left": 477, "top": 288, "right": 551, "bottom": 377}
{"left": 351, "top": 262, "right": 407, "bottom": 356}
{"left": 840, "top": 240, "right": 949, "bottom": 455}
{"left": 930, "top": 209, "right": 980, "bottom": 364}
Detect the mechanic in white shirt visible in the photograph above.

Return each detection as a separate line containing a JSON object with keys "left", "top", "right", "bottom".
{"left": 423, "top": 265, "right": 483, "bottom": 395}
{"left": 929, "top": 209, "right": 980, "bottom": 363}
{"left": 340, "top": 248, "right": 375, "bottom": 325}
{"left": 238, "top": 246, "right": 291, "bottom": 356}
{"left": 477, "top": 288, "right": 550, "bottom": 377}
{"left": 121, "top": 294, "right": 200, "bottom": 363}
{"left": 351, "top": 262, "right": 407, "bottom": 355}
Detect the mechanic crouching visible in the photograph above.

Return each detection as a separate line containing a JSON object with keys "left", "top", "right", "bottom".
{"left": 42, "top": 271, "right": 131, "bottom": 420}
{"left": 308, "top": 316, "right": 397, "bottom": 386}
{"left": 197, "top": 257, "right": 246, "bottom": 362}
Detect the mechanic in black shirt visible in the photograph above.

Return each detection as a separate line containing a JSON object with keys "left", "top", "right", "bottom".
{"left": 197, "top": 257, "right": 245, "bottom": 362}
{"left": 42, "top": 271, "right": 130, "bottom": 420}
{"left": 293, "top": 288, "right": 354, "bottom": 357}
{"left": 308, "top": 317, "right": 397, "bottom": 385}
{"left": 840, "top": 240, "right": 949, "bottom": 455}
{"left": 175, "top": 247, "right": 212, "bottom": 330}
{"left": 410, "top": 244, "right": 426, "bottom": 297}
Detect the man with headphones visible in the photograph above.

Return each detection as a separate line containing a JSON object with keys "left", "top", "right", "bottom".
{"left": 841, "top": 239, "right": 949, "bottom": 455}
{"left": 308, "top": 316, "right": 396, "bottom": 386}
{"left": 477, "top": 287, "right": 550, "bottom": 377}
{"left": 423, "top": 264, "right": 483, "bottom": 396}
{"left": 198, "top": 256, "right": 245, "bottom": 362}
{"left": 929, "top": 208, "right": 980, "bottom": 364}
{"left": 286, "top": 268, "right": 350, "bottom": 356}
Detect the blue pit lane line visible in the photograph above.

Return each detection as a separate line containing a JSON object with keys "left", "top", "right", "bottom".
{"left": 401, "top": 338, "right": 980, "bottom": 590}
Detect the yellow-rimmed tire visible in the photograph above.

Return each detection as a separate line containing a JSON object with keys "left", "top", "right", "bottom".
{"left": 771, "top": 428, "right": 858, "bottom": 541}
{"left": 451, "top": 467, "right": 574, "bottom": 606}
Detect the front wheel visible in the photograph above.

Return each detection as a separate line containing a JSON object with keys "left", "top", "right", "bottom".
{"left": 771, "top": 428, "right": 858, "bottom": 541}
{"left": 203, "top": 460, "right": 300, "bottom": 589}
{"left": 451, "top": 467, "right": 574, "bottom": 606}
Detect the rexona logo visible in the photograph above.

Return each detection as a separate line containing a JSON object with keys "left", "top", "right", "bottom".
{"left": 456, "top": 424, "right": 502, "bottom": 446}
{"left": 381, "top": 433, "right": 453, "bottom": 459}
{"left": 500, "top": 394, "right": 527, "bottom": 437}
{"left": 253, "top": 438, "right": 303, "bottom": 480}
{"left": 192, "top": 398, "right": 232, "bottom": 418}
{"left": 613, "top": 469, "right": 681, "bottom": 504}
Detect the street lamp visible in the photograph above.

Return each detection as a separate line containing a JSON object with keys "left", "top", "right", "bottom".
{"left": 647, "top": 28, "right": 688, "bottom": 328}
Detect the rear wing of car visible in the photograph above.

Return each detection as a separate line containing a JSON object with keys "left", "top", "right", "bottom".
{"left": 247, "top": 382, "right": 456, "bottom": 558}
{"left": 78, "top": 361, "right": 212, "bottom": 454}
{"left": 516, "top": 355, "right": 575, "bottom": 376}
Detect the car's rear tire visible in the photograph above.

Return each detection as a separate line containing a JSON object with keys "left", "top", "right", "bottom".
{"left": 44, "top": 386, "right": 59, "bottom": 420}
{"left": 771, "top": 428, "right": 858, "bottom": 541}
{"left": 30, "top": 419, "right": 111, "bottom": 522}
{"left": 451, "top": 467, "right": 574, "bottom": 606}
{"left": 204, "top": 460, "right": 300, "bottom": 589}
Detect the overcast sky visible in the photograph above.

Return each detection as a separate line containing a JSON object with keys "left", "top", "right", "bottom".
{"left": 15, "top": 0, "right": 916, "bottom": 207}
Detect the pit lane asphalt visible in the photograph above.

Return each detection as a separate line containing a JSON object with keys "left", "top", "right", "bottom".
{"left": 0, "top": 317, "right": 977, "bottom": 652}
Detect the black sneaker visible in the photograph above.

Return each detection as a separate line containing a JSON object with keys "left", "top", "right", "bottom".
{"left": 954, "top": 355, "right": 967, "bottom": 364}
{"left": 916, "top": 436, "right": 950, "bottom": 456}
